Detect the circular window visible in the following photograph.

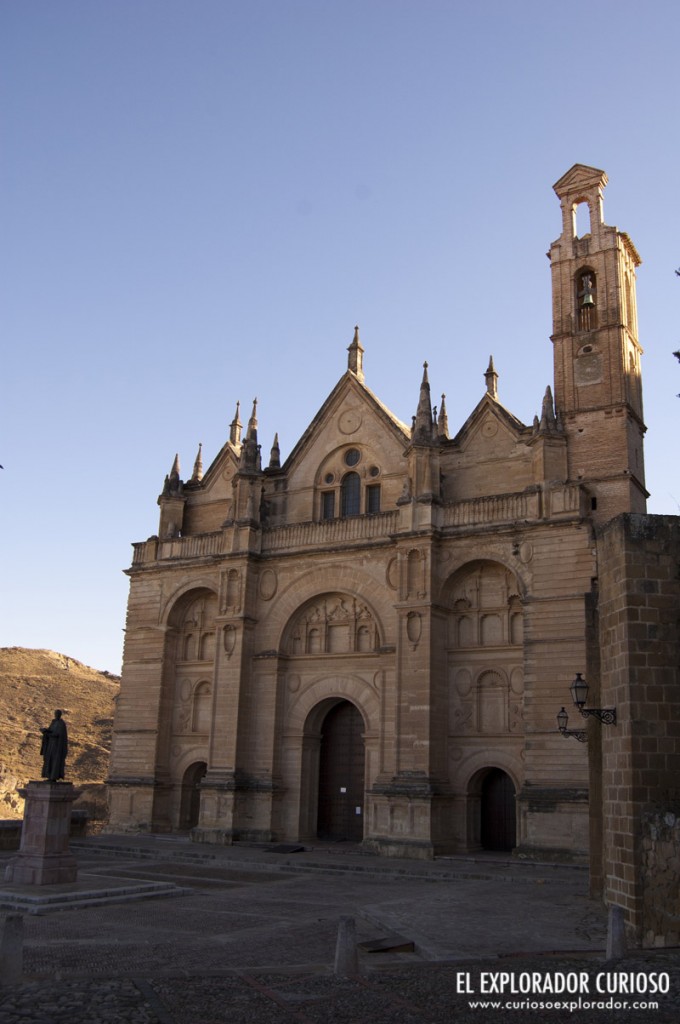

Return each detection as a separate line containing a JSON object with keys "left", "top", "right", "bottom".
{"left": 344, "top": 448, "right": 361, "bottom": 467}
{"left": 324, "top": 472, "right": 334, "bottom": 484}
{"left": 369, "top": 465, "right": 380, "bottom": 478}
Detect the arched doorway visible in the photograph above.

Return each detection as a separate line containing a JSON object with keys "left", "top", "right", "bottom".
{"left": 480, "top": 768, "right": 516, "bottom": 851}
{"left": 317, "top": 701, "right": 365, "bottom": 841}
{"left": 179, "top": 761, "right": 207, "bottom": 830}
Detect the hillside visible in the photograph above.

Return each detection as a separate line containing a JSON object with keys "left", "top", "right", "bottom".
{"left": 0, "top": 647, "right": 120, "bottom": 819}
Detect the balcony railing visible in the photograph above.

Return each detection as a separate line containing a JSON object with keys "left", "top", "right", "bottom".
{"left": 131, "top": 485, "right": 584, "bottom": 566}
{"left": 261, "top": 511, "right": 400, "bottom": 553}
{"left": 441, "top": 492, "right": 537, "bottom": 527}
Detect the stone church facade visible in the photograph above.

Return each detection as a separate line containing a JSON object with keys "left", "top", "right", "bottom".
{"left": 108, "top": 164, "right": 647, "bottom": 860}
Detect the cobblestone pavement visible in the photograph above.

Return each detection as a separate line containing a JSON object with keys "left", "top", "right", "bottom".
{"left": 1, "top": 837, "right": 679, "bottom": 1022}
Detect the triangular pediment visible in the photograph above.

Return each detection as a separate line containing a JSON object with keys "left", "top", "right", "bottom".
{"left": 192, "top": 439, "right": 240, "bottom": 497}
{"left": 553, "top": 163, "right": 607, "bottom": 200}
{"left": 450, "top": 394, "right": 527, "bottom": 453}
{"left": 282, "top": 371, "right": 411, "bottom": 474}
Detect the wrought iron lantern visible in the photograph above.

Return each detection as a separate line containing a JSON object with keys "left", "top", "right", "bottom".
{"left": 556, "top": 672, "right": 617, "bottom": 740}
{"left": 556, "top": 706, "right": 587, "bottom": 743}
{"left": 569, "top": 673, "right": 617, "bottom": 725}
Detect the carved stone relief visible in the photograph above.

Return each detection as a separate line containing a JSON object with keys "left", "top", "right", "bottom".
{"left": 176, "top": 594, "right": 218, "bottom": 664}
{"left": 284, "top": 594, "right": 379, "bottom": 656}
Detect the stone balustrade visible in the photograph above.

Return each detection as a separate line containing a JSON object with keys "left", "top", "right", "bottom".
{"left": 131, "top": 485, "right": 585, "bottom": 566}
{"left": 261, "top": 511, "right": 400, "bottom": 553}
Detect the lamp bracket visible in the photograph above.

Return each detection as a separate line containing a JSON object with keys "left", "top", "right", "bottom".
{"left": 579, "top": 707, "right": 617, "bottom": 726}
{"left": 559, "top": 728, "right": 588, "bottom": 743}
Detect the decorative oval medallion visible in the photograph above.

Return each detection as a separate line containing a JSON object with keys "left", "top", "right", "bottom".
{"left": 223, "top": 624, "right": 237, "bottom": 656}
{"left": 510, "top": 667, "right": 525, "bottom": 694}
{"left": 406, "top": 611, "right": 422, "bottom": 644}
{"left": 454, "top": 668, "right": 473, "bottom": 696}
{"left": 338, "top": 409, "right": 362, "bottom": 435}
{"left": 259, "top": 568, "right": 278, "bottom": 601}
{"left": 519, "top": 542, "right": 533, "bottom": 564}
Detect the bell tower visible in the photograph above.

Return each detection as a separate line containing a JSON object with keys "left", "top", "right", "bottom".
{"left": 550, "top": 164, "right": 646, "bottom": 522}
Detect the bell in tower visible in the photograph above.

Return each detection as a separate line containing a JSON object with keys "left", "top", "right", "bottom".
{"left": 577, "top": 271, "right": 596, "bottom": 330}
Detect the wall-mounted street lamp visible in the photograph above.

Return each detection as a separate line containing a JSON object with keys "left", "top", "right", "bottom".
{"left": 556, "top": 706, "right": 587, "bottom": 742}
{"left": 556, "top": 672, "right": 617, "bottom": 741}
{"left": 569, "top": 672, "right": 617, "bottom": 725}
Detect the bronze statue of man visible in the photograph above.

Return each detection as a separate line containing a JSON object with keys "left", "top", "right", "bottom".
{"left": 40, "top": 709, "right": 68, "bottom": 782}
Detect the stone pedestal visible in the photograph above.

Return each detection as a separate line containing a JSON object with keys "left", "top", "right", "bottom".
{"left": 4, "top": 781, "right": 79, "bottom": 886}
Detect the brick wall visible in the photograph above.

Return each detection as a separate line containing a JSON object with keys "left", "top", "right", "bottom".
{"left": 596, "top": 514, "right": 680, "bottom": 945}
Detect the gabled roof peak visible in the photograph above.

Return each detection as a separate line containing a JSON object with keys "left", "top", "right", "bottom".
{"left": 553, "top": 163, "right": 607, "bottom": 200}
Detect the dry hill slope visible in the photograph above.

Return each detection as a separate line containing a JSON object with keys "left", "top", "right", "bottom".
{"left": 0, "top": 647, "right": 119, "bottom": 818}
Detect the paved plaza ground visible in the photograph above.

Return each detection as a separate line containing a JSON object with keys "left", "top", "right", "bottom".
{"left": 1, "top": 835, "right": 679, "bottom": 1022}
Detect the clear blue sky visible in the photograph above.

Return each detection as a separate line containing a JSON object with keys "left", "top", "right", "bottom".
{"left": 2, "top": 1, "right": 679, "bottom": 673}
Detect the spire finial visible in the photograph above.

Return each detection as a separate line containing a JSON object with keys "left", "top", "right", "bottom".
{"left": 538, "top": 385, "right": 559, "bottom": 434}
{"left": 413, "top": 361, "right": 434, "bottom": 443}
{"left": 268, "top": 432, "right": 281, "bottom": 470}
{"left": 347, "top": 324, "right": 365, "bottom": 382}
{"left": 485, "top": 355, "right": 498, "bottom": 399}
{"left": 191, "top": 443, "right": 203, "bottom": 483}
{"left": 438, "top": 393, "right": 449, "bottom": 439}
{"left": 241, "top": 398, "right": 261, "bottom": 471}
{"left": 161, "top": 452, "right": 183, "bottom": 497}
{"left": 229, "top": 400, "right": 242, "bottom": 446}
{"left": 247, "top": 398, "right": 258, "bottom": 437}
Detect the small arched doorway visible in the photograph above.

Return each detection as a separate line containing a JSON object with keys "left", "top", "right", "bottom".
{"left": 480, "top": 768, "right": 516, "bottom": 851}
{"left": 179, "top": 761, "right": 207, "bottom": 830}
{"left": 317, "top": 701, "right": 365, "bottom": 841}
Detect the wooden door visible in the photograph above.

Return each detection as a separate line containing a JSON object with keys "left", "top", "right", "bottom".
{"left": 480, "top": 768, "right": 516, "bottom": 851}
{"left": 317, "top": 702, "right": 365, "bottom": 841}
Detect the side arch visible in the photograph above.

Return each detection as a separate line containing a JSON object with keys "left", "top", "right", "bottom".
{"left": 159, "top": 578, "right": 219, "bottom": 627}
{"left": 435, "top": 554, "right": 529, "bottom": 606}
{"left": 455, "top": 751, "right": 522, "bottom": 853}
{"left": 152, "top": 585, "right": 219, "bottom": 831}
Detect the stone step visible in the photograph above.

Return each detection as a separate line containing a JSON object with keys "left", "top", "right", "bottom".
{"left": 0, "top": 880, "right": 189, "bottom": 915}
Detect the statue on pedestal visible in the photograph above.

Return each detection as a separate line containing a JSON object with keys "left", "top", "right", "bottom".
{"left": 40, "top": 709, "right": 68, "bottom": 782}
